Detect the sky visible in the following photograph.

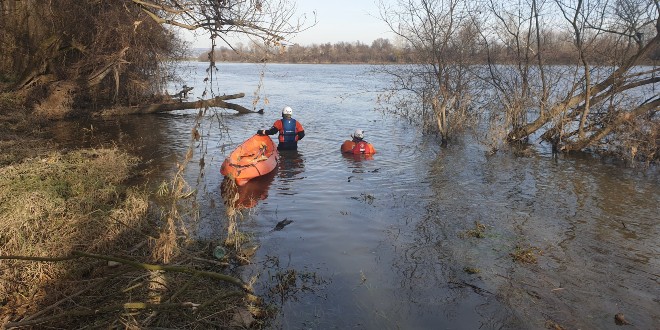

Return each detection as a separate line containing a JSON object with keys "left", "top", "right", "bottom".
{"left": 286, "top": 1, "right": 393, "bottom": 45}
{"left": 184, "top": 0, "right": 394, "bottom": 49}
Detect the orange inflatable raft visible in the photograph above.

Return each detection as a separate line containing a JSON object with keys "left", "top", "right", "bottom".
{"left": 341, "top": 140, "right": 376, "bottom": 155}
{"left": 221, "top": 134, "right": 279, "bottom": 186}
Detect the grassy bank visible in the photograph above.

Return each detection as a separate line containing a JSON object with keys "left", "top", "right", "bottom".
{"left": 0, "top": 148, "right": 142, "bottom": 322}
{"left": 0, "top": 126, "right": 264, "bottom": 328}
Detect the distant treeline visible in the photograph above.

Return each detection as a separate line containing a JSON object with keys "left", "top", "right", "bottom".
{"left": 196, "top": 36, "right": 660, "bottom": 65}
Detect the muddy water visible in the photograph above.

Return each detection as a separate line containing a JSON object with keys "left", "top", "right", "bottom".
{"left": 51, "top": 62, "right": 659, "bottom": 329}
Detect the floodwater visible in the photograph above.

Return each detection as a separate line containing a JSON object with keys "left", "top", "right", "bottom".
{"left": 51, "top": 62, "right": 659, "bottom": 329}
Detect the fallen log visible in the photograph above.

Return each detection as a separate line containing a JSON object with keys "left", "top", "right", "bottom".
{"left": 95, "top": 93, "right": 264, "bottom": 117}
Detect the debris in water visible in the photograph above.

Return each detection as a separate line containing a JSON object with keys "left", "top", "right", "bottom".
{"left": 274, "top": 218, "right": 293, "bottom": 231}
{"left": 510, "top": 245, "right": 542, "bottom": 264}
{"left": 463, "top": 267, "right": 480, "bottom": 274}
{"left": 544, "top": 320, "right": 565, "bottom": 330}
{"left": 213, "top": 246, "right": 226, "bottom": 259}
{"left": 459, "top": 221, "right": 487, "bottom": 239}
{"left": 614, "top": 313, "right": 630, "bottom": 325}
{"left": 240, "top": 243, "right": 259, "bottom": 259}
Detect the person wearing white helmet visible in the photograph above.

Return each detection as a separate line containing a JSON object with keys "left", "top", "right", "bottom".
{"left": 341, "top": 129, "right": 376, "bottom": 155}
{"left": 257, "top": 106, "right": 305, "bottom": 150}
{"left": 352, "top": 129, "right": 364, "bottom": 140}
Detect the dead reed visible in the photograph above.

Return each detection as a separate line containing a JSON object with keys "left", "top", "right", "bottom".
{"left": 0, "top": 147, "right": 259, "bottom": 328}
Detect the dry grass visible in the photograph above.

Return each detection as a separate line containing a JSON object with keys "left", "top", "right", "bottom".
{"left": 221, "top": 179, "right": 249, "bottom": 245}
{"left": 0, "top": 148, "right": 141, "bottom": 250}
{"left": 0, "top": 148, "right": 143, "bottom": 321}
{"left": 0, "top": 93, "right": 276, "bottom": 328}
{"left": 0, "top": 147, "right": 260, "bottom": 328}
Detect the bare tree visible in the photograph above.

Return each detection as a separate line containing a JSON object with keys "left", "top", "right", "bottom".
{"left": 0, "top": 0, "right": 309, "bottom": 118}
{"left": 133, "top": 0, "right": 312, "bottom": 50}
{"left": 481, "top": 0, "right": 659, "bottom": 161}
{"left": 555, "top": 0, "right": 602, "bottom": 139}
{"left": 377, "top": 0, "right": 479, "bottom": 144}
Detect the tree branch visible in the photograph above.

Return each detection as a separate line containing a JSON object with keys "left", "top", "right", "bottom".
{"left": 96, "top": 93, "right": 264, "bottom": 116}
{"left": 6, "top": 301, "right": 200, "bottom": 328}
{"left": 0, "top": 250, "right": 250, "bottom": 292}
{"left": 563, "top": 97, "right": 660, "bottom": 151}
{"left": 508, "top": 33, "right": 660, "bottom": 141}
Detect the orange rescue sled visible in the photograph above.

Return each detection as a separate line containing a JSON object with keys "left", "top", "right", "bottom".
{"left": 221, "top": 134, "right": 279, "bottom": 186}
{"left": 341, "top": 140, "right": 376, "bottom": 155}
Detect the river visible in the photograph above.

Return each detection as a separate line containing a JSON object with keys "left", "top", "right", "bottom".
{"left": 51, "top": 62, "right": 659, "bottom": 329}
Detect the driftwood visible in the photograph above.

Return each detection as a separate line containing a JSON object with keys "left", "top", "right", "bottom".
{"left": 95, "top": 93, "right": 264, "bottom": 117}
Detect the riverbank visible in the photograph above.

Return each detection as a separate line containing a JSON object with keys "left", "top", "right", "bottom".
{"left": 0, "top": 113, "right": 266, "bottom": 328}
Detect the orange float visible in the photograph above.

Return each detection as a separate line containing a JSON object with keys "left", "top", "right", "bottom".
{"left": 221, "top": 134, "right": 279, "bottom": 186}
{"left": 341, "top": 140, "right": 376, "bottom": 155}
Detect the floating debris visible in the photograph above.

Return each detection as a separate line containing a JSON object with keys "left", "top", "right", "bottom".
{"left": 459, "top": 221, "right": 487, "bottom": 239}
{"left": 213, "top": 246, "right": 226, "bottom": 259}
{"left": 544, "top": 320, "right": 566, "bottom": 330}
{"left": 510, "top": 245, "right": 542, "bottom": 264}
{"left": 274, "top": 218, "right": 293, "bottom": 231}
{"left": 615, "top": 313, "right": 630, "bottom": 325}
{"left": 463, "top": 267, "right": 481, "bottom": 274}
{"left": 350, "top": 193, "right": 375, "bottom": 204}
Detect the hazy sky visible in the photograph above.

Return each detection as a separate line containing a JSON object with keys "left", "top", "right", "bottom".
{"left": 289, "top": 1, "right": 392, "bottom": 45}
{"left": 184, "top": 1, "right": 393, "bottom": 48}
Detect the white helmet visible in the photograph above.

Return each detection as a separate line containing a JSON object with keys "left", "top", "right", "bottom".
{"left": 282, "top": 106, "right": 293, "bottom": 116}
{"left": 352, "top": 129, "right": 364, "bottom": 140}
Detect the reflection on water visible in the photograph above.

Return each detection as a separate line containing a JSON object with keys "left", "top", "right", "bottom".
{"left": 276, "top": 149, "right": 306, "bottom": 185}
{"left": 421, "top": 145, "right": 660, "bottom": 329}
{"left": 45, "top": 63, "right": 660, "bottom": 329}
{"left": 220, "top": 169, "right": 276, "bottom": 209}
{"left": 342, "top": 152, "right": 375, "bottom": 162}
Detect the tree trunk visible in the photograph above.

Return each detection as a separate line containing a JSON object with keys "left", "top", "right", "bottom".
{"left": 562, "top": 98, "right": 660, "bottom": 152}
{"left": 95, "top": 93, "right": 262, "bottom": 116}
{"left": 507, "top": 34, "right": 660, "bottom": 143}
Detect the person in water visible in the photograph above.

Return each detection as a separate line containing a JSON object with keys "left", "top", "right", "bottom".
{"left": 341, "top": 129, "right": 376, "bottom": 154}
{"left": 257, "top": 106, "right": 305, "bottom": 150}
